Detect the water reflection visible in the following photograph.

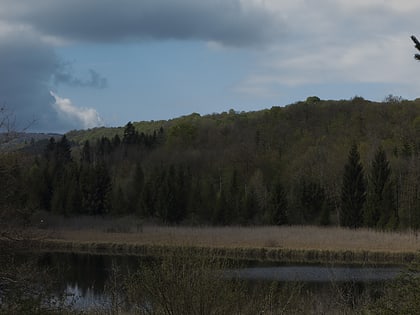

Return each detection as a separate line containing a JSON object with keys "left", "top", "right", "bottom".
{"left": 65, "top": 285, "right": 108, "bottom": 310}
{"left": 226, "top": 265, "right": 402, "bottom": 282}
{"left": 37, "top": 252, "right": 402, "bottom": 309}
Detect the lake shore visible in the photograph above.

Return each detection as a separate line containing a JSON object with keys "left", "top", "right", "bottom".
{"left": 25, "top": 225, "right": 420, "bottom": 265}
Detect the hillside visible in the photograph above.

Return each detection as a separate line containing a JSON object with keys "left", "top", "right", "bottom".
{"left": 0, "top": 132, "right": 62, "bottom": 152}
{"left": 65, "top": 96, "right": 420, "bottom": 194}
{"left": 2, "top": 96, "right": 420, "bottom": 229}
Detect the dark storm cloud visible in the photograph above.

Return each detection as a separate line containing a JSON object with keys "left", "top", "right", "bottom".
{"left": 0, "top": 32, "right": 100, "bottom": 132}
{"left": 0, "top": 0, "right": 279, "bottom": 132}
{"left": 0, "top": 32, "right": 59, "bottom": 131}
{"left": 2, "top": 0, "right": 279, "bottom": 47}
{"left": 54, "top": 67, "right": 108, "bottom": 89}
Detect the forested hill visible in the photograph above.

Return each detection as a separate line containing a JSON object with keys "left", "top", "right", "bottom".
{"left": 67, "top": 96, "right": 420, "bottom": 159}
{"left": 3, "top": 96, "right": 420, "bottom": 229}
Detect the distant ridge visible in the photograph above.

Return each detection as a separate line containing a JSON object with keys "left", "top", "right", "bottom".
{"left": 0, "top": 132, "right": 62, "bottom": 152}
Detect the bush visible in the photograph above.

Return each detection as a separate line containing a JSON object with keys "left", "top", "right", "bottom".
{"left": 369, "top": 263, "right": 420, "bottom": 314}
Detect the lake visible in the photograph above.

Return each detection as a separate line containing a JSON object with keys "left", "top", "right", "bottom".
{"left": 38, "top": 252, "right": 403, "bottom": 310}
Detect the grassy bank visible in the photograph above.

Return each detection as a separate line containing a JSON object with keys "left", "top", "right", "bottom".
{"left": 27, "top": 225, "right": 420, "bottom": 264}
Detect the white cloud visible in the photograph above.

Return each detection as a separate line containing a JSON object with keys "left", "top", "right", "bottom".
{"left": 233, "top": 0, "right": 420, "bottom": 100}
{"left": 50, "top": 91, "right": 103, "bottom": 129}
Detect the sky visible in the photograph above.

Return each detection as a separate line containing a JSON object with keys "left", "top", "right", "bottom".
{"left": 1, "top": 0, "right": 420, "bottom": 133}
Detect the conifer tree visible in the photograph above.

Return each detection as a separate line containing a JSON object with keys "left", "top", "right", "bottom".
{"left": 364, "top": 146, "right": 398, "bottom": 229}
{"left": 340, "top": 144, "right": 366, "bottom": 228}
{"left": 123, "top": 121, "right": 137, "bottom": 145}
{"left": 227, "top": 169, "right": 241, "bottom": 223}
{"left": 268, "top": 178, "right": 288, "bottom": 225}
{"left": 57, "top": 135, "right": 72, "bottom": 163}
{"left": 242, "top": 187, "right": 258, "bottom": 224}
{"left": 295, "top": 178, "right": 325, "bottom": 223}
{"left": 80, "top": 140, "right": 92, "bottom": 164}
{"left": 214, "top": 188, "right": 229, "bottom": 225}
{"left": 80, "top": 162, "right": 111, "bottom": 215}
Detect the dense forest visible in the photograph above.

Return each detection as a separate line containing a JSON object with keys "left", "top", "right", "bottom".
{"left": 1, "top": 95, "right": 420, "bottom": 229}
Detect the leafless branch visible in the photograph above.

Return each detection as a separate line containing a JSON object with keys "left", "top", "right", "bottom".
{"left": 0, "top": 105, "right": 37, "bottom": 146}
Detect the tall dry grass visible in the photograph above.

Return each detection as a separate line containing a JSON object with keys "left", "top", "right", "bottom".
{"left": 51, "top": 224, "right": 420, "bottom": 253}
{"left": 91, "top": 248, "right": 370, "bottom": 315}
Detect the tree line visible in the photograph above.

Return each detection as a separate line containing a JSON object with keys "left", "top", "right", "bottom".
{"left": 1, "top": 97, "right": 420, "bottom": 229}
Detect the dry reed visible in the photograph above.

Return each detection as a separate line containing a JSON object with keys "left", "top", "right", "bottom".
{"left": 49, "top": 225, "right": 420, "bottom": 253}
{"left": 27, "top": 225, "right": 420, "bottom": 264}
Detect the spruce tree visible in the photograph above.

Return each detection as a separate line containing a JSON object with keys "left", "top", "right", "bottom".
{"left": 80, "top": 140, "right": 92, "bottom": 164}
{"left": 80, "top": 162, "right": 111, "bottom": 215}
{"left": 296, "top": 178, "right": 325, "bottom": 223}
{"left": 364, "top": 146, "right": 398, "bottom": 229}
{"left": 268, "top": 177, "right": 288, "bottom": 225}
{"left": 123, "top": 121, "right": 137, "bottom": 145}
{"left": 57, "top": 135, "right": 72, "bottom": 163}
{"left": 340, "top": 144, "right": 366, "bottom": 228}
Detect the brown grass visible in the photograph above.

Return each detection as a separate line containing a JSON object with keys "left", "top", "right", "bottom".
{"left": 47, "top": 225, "right": 420, "bottom": 253}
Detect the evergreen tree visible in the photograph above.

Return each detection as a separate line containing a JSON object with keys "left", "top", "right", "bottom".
{"left": 57, "top": 135, "right": 72, "bottom": 163}
{"left": 364, "top": 146, "right": 398, "bottom": 229}
{"left": 111, "top": 185, "right": 129, "bottom": 215}
{"left": 340, "top": 144, "right": 366, "bottom": 228}
{"left": 140, "top": 180, "right": 154, "bottom": 218}
{"left": 80, "top": 162, "right": 111, "bottom": 215}
{"left": 44, "top": 137, "right": 56, "bottom": 161}
{"left": 40, "top": 136, "right": 73, "bottom": 212}
{"left": 25, "top": 160, "right": 45, "bottom": 210}
{"left": 172, "top": 165, "right": 189, "bottom": 223}
{"left": 93, "top": 162, "right": 112, "bottom": 215}
{"left": 214, "top": 188, "right": 229, "bottom": 225}
{"left": 0, "top": 157, "right": 24, "bottom": 211}
{"left": 295, "top": 178, "right": 325, "bottom": 223}
{"left": 80, "top": 140, "right": 92, "bottom": 164}
{"left": 268, "top": 178, "right": 288, "bottom": 225}
{"left": 227, "top": 169, "right": 241, "bottom": 223}
{"left": 127, "top": 162, "right": 145, "bottom": 214}
{"left": 242, "top": 187, "right": 258, "bottom": 224}
{"left": 155, "top": 167, "right": 171, "bottom": 222}
{"left": 123, "top": 121, "right": 137, "bottom": 145}
{"left": 96, "top": 137, "right": 112, "bottom": 157}
{"left": 112, "top": 134, "right": 121, "bottom": 148}
{"left": 65, "top": 169, "right": 82, "bottom": 215}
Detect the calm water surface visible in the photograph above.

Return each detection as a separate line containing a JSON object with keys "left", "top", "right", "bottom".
{"left": 38, "top": 252, "right": 403, "bottom": 309}
{"left": 227, "top": 265, "right": 402, "bottom": 282}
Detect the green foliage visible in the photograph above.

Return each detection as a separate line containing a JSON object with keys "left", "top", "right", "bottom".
{"left": 80, "top": 140, "right": 92, "bottom": 164}
{"left": 364, "top": 147, "right": 398, "bottom": 229}
{"left": 4, "top": 98, "right": 420, "bottom": 228}
{"left": 122, "top": 121, "right": 137, "bottom": 145}
{"left": 370, "top": 263, "right": 420, "bottom": 314}
{"left": 340, "top": 144, "right": 366, "bottom": 228}
{"left": 305, "top": 95, "right": 321, "bottom": 103}
{"left": 293, "top": 178, "right": 326, "bottom": 224}
{"left": 80, "top": 162, "right": 111, "bottom": 216}
{"left": 266, "top": 177, "right": 288, "bottom": 225}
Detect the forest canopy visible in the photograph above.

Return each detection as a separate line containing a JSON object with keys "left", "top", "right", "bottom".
{"left": 1, "top": 96, "right": 420, "bottom": 229}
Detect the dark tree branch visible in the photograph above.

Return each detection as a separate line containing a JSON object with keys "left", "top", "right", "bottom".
{"left": 0, "top": 105, "right": 36, "bottom": 145}
{"left": 411, "top": 35, "right": 420, "bottom": 49}
{"left": 411, "top": 35, "right": 420, "bottom": 60}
